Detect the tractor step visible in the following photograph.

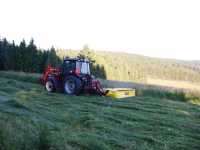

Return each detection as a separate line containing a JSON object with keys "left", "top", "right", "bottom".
{"left": 105, "top": 88, "right": 136, "bottom": 99}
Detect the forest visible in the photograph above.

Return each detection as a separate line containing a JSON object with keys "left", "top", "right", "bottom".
{"left": 0, "top": 37, "right": 200, "bottom": 83}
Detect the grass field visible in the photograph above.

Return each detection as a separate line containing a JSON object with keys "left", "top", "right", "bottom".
{"left": 0, "top": 72, "right": 200, "bottom": 150}
{"left": 147, "top": 78, "right": 200, "bottom": 91}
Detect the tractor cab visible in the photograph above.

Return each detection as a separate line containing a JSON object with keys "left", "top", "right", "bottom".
{"left": 62, "top": 58, "right": 90, "bottom": 76}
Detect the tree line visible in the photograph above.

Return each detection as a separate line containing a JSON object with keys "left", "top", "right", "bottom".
{"left": 0, "top": 38, "right": 107, "bottom": 79}
{"left": 1, "top": 37, "right": 199, "bottom": 83}
{"left": 0, "top": 38, "right": 61, "bottom": 73}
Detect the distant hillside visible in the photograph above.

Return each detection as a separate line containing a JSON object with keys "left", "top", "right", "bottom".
{"left": 56, "top": 49, "right": 200, "bottom": 83}
{"left": 98, "top": 51, "right": 200, "bottom": 83}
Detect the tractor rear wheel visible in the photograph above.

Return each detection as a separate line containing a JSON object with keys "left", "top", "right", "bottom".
{"left": 45, "top": 80, "right": 55, "bottom": 92}
{"left": 64, "top": 76, "right": 82, "bottom": 95}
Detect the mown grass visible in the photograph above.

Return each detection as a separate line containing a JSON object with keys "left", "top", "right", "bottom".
{"left": 0, "top": 73, "right": 200, "bottom": 150}
{"left": 0, "top": 71, "right": 40, "bottom": 84}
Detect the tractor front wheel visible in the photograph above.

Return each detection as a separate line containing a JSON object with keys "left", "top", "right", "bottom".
{"left": 45, "top": 80, "right": 55, "bottom": 92}
{"left": 64, "top": 76, "right": 82, "bottom": 95}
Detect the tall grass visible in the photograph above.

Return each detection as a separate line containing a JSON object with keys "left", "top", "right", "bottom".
{"left": 136, "top": 89, "right": 200, "bottom": 104}
{"left": 0, "top": 71, "right": 40, "bottom": 84}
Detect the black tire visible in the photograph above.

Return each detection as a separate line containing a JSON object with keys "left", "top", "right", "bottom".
{"left": 45, "top": 79, "right": 55, "bottom": 92}
{"left": 63, "top": 76, "right": 82, "bottom": 95}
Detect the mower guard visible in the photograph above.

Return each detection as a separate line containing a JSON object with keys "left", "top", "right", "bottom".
{"left": 105, "top": 88, "right": 136, "bottom": 99}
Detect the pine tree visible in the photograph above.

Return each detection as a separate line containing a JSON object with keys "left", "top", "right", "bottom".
{"left": 27, "top": 38, "right": 38, "bottom": 72}
{"left": 78, "top": 44, "right": 95, "bottom": 60}
{"left": 45, "top": 47, "right": 61, "bottom": 68}
{"left": 19, "top": 39, "right": 27, "bottom": 71}
{"left": 1, "top": 38, "right": 9, "bottom": 70}
{"left": 0, "top": 39, "right": 3, "bottom": 70}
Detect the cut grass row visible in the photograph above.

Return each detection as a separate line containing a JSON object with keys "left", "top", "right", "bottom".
{"left": 0, "top": 74, "right": 200, "bottom": 149}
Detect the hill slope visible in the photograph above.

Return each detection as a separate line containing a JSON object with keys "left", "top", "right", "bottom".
{"left": 0, "top": 76, "right": 200, "bottom": 150}
{"left": 96, "top": 51, "right": 200, "bottom": 82}
{"left": 56, "top": 50, "right": 200, "bottom": 83}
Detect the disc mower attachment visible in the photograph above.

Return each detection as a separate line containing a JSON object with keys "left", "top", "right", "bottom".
{"left": 105, "top": 88, "right": 136, "bottom": 99}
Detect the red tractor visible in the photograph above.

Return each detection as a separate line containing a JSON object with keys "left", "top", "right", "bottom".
{"left": 41, "top": 58, "right": 106, "bottom": 95}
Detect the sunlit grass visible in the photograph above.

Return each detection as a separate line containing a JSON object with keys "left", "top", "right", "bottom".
{"left": 0, "top": 75, "right": 200, "bottom": 150}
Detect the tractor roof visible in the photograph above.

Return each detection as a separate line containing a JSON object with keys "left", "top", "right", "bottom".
{"left": 64, "top": 58, "right": 90, "bottom": 63}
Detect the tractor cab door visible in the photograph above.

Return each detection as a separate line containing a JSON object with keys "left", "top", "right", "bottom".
{"left": 62, "top": 60, "right": 76, "bottom": 75}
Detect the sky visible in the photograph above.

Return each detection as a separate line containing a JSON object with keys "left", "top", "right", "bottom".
{"left": 0, "top": 0, "right": 200, "bottom": 60}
